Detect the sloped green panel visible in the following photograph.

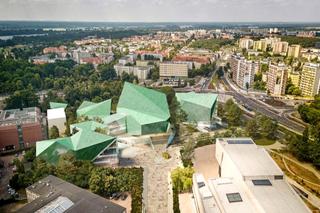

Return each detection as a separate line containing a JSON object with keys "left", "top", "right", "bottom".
{"left": 176, "top": 92, "right": 218, "bottom": 123}
{"left": 126, "top": 115, "right": 142, "bottom": 135}
{"left": 74, "top": 140, "right": 113, "bottom": 161}
{"left": 49, "top": 102, "right": 68, "bottom": 109}
{"left": 37, "top": 141, "right": 70, "bottom": 164}
{"left": 76, "top": 99, "right": 111, "bottom": 119}
{"left": 141, "top": 121, "right": 169, "bottom": 135}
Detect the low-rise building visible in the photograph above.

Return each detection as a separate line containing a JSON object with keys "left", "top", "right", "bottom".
{"left": 18, "top": 175, "right": 126, "bottom": 213}
{"left": 299, "top": 63, "right": 320, "bottom": 97}
{"left": 0, "top": 107, "right": 46, "bottom": 151}
{"left": 192, "top": 137, "right": 310, "bottom": 213}
{"left": 159, "top": 62, "right": 188, "bottom": 79}
{"left": 114, "top": 64, "right": 151, "bottom": 80}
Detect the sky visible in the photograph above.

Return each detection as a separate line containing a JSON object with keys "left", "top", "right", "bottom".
{"left": 0, "top": 0, "right": 320, "bottom": 22}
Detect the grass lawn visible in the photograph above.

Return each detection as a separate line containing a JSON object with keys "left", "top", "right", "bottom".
{"left": 254, "top": 138, "right": 276, "bottom": 146}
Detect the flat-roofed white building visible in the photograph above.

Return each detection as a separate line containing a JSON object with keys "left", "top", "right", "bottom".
{"left": 192, "top": 137, "right": 310, "bottom": 213}
{"left": 47, "top": 108, "right": 66, "bottom": 135}
{"left": 159, "top": 62, "right": 188, "bottom": 79}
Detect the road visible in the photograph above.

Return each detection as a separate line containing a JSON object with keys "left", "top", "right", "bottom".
{"left": 175, "top": 67, "right": 306, "bottom": 134}
{"left": 221, "top": 76, "right": 306, "bottom": 134}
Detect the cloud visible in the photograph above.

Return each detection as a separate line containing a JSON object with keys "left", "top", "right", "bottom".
{"left": 0, "top": 0, "right": 319, "bottom": 22}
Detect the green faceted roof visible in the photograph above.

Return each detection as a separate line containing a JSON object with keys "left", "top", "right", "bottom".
{"left": 117, "top": 82, "right": 170, "bottom": 125}
{"left": 176, "top": 92, "right": 218, "bottom": 122}
{"left": 36, "top": 120, "right": 115, "bottom": 164}
{"left": 176, "top": 92, "right": 218, "bottom": 109}
{"left": 49, "top": 102, "right": 68, "bottom": 109}
{"left": 76, "top": 99, "right": 111, "bottom": 119}
{"left": 70, "top": 121, "right": 106, "bottom": 132}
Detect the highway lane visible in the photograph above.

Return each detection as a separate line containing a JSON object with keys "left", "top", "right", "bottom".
{"left": 221, "top": 77, "right": 306, "bottom": 134}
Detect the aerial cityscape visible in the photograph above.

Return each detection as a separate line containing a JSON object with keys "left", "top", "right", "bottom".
{"left": 0, "top": 0, "right": 320, "bottom": 213}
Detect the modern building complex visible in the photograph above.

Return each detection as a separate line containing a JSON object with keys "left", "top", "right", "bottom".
{"left": 230, "top": 55, "right": 259, "bottom": 89}
{"left": 176, "top": 92, "right": 218, "bottom": 125}
{"left": 117, "top": 82, "right": 170, "bottom": 135}
{"left": 159, "top": 62, "right": 188, "bottom": 79}
{"left": 287, "top": 45, "right": 302, "bottom": 58}
{"left": 19, "top": 175, "right": 126, "bottom": 213}
{"left": 267, "top": 63, "right": 288, "bottom": 96}
{"left": 193, "top": 138, "right": 310, "bottom": 213}
{"left": 114, "top": 64, "right": 151, "bottom": 80}
{"left": 36, "top": 82, "right": 171, "bottom": 164}
{"left": 299, "top": 63, "right": 320, "bottom": 97}
{"left": 0, "top": 107, "right": 46, "bottom": 151}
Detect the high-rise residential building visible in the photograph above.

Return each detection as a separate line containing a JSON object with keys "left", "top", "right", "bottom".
{"left": 253, "top": 37, "right": 281, "bottom": 52}
{"left": 272, "top": 41, "right": 289, "bottom": 55}
{"left": 159, "top": 62, "right": 188, "bottom": 79}
{"left": 230, "top": 55, "right": 259, "bottom": 89}
{"left": 267, "top": 63, "right": 288, "bottom": 96}
{"left": 239, "top": 38, "right": 254, "bottom": 50}
{"left": 0, "top": 107, "right": 46, "bottom": 151}
{"left": 288, "top": 71, "right": 301, "bottom": 88}
{"left": 287, "top": 45, "right": 301, "bottom": 58}
{"left": 299, "top": 63, "right": 320, "bottom": 97}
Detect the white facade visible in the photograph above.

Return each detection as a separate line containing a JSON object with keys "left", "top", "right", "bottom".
{"left": 47, "top": 108, "right": 66, "bottom": 135}
{"left": 114, "top": 64, "right": 151, "bottom": 80}
{"left": 192, "top": 137, "right": 310, "bottom": 213}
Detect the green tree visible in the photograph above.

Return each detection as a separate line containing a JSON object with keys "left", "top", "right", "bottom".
{"left": 245, "top": 119, "right": 259, "bottom": 138}
{"left": 224, "top": 99, "right": 242, "bottom": 126}
{"left": 98, "top": 64, "right": 117, "bottom": 81}
{"left": 49, "top": 125, "right": 60, "bottom": 139}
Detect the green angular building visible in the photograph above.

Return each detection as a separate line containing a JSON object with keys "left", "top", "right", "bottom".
{"left": 117, "top": 82, "right": 171, "bottom": 135}
{"left": 176, "top": 92, "right": 218, "bottom": 124}
{"left": 76, "top": 99, "right": 111, "bottom": 119}
{"left": 49, "top": 102, "right": 68, "bottom": 109}
{"left": 36, "top": 120, "right": 115, "bottom": 164}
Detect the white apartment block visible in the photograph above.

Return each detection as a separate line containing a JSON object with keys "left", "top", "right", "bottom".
{"left": 267, "top": 63, "right": 288, "bottom": 96}
{"left": 192, "top": 138, "right": 310, "bottom": 213}
{"left": 239, "top": 38, "right": 254, "bottom": 50}
{"left": 299, "top": 63, "right": 320, "bottom": 97}
{"left": 230, "top": 55, "right": 259, "bottom": 89}
{"left": 114, "top": 64, "right": 151, "bottom": 80}
{"left": 159, "top": 62, "right": 188, "bottom": 79}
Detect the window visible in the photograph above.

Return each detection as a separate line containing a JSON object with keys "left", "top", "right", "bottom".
{"left": 226, "top": 193, "right": 242, "bottom": 203}
{"left": 197, "top": 182, "right": 205, "bottom": 188}
{"left": 274, "top": 175, "right": 284, "bottom": 180}
{"left": 252, "top": 179, "right": 272, "bottom": 186}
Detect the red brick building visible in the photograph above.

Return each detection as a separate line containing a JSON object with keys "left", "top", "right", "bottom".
{"left": 0, "top": 107, "right": 46, "bottom": 151}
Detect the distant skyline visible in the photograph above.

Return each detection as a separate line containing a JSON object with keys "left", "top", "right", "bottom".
{"left": 0, "top": 0, "right": 320, "bottom": 22}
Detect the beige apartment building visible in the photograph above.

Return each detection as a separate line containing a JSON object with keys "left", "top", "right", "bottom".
{"left": 287, "top": 45, "right": 301, "bottom": 58}
{"left": 288, "top": 71, "right": 301, "bottom": 88}
{"left": 299, "top": 63, "right": 320, "bottom": 97}
{"left": 159, "top": 62, "right": 188, "bottom": 79}
{"left": 272, "top": 41, "right": 289, "bottom": 55}
{"left": 267, "top": 63, "right": 288, "bottom": 96}
{"left": 230, "top": 55, "right": 259, "bottom": 89}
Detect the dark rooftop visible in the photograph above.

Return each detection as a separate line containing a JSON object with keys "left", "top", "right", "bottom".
{"left": 17, "top": 175, "right": 126, "bottom": 213}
